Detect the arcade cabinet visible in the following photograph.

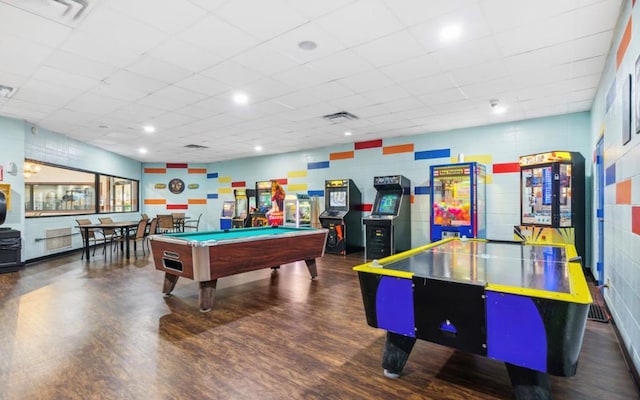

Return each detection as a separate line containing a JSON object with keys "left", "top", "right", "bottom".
{"left": 220, "top": 200, "right": 235, "bottom": 230}
{"left": 0, "top": 189, "right": 21, "bottom": 274}
{"left": 319, "top": 179, "right": 362, "bottom": 255}
{"left": 514, "top": 151, "right": 585, "bottom": 260}
{"left": 232, "top": 188, "right": 255, "bottom": 228}
{"left": 284, "top": 193, "right": 312, "bottom": 228}
{"left": 363, "top": 175, "right": 411, "bottom": 260}
{"left": 250, "top": 180, "right": 272, "bottom": 227}
{"left": 430, "top": 162, "right": 486, "bottom": 241}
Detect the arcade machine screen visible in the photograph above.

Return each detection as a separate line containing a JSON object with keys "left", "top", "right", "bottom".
{"left": 432, "top": 175, "right": 471, "bottom": 226}
{"left": 257, "top": 192, "right": 271, "bottom": 213}
{"left": 221, "top": 201, "right": 235, "bottom": 218}
{"left": 329, "top": 190, "right": 347, "bottom": 209}
{"left": 521, "top": 166, "right": 553, "bottom": 225}
{"left": 377, "top": 193, "right": 398, "bottom": 215}
{"left": 559, "top": 164, "right": 572, "bottom": 227}
{"left": 236, "top": 198, "right": 247, "bottom": 218}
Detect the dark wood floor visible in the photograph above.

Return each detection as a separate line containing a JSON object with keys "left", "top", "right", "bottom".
{"left": 0, "top": 249, "right": 637, "bottom": 400}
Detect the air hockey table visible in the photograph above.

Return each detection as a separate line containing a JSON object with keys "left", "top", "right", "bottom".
{"left": 353, "top": 238, "right": 592, "bottom": 400}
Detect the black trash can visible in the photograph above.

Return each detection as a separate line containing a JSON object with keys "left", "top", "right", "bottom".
{"left": 0, "top": 229, "right": 21, "bottom": 273}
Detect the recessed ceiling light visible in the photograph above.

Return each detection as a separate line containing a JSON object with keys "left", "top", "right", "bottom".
{"left": 298, "top": 40, "right": 317, "bottom": 50}
{"left": 233, "top": 91, "right": 249, "bottom": 105}
{"left": 138, "top": 148, "right": 148, "bottom": 154}
{"left": 344, "top": 131, "right": 352, "bottom": 136}
{"left": 440, "top": 23, "right": 463, "bottom": 42}
{"left": 492, "top": 106, "right": 507, "bottom": 115}
{"left": 0, "top": 84, "right": 17, "bottom": 98}
{"left": 143, "top": 125, "right": 156, "bottom": 133}
{"left": 254, "top": 145, "right": 263, "bottom": 152}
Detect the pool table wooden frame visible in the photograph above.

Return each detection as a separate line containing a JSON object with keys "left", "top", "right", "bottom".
{"left": 149, "top": 227, "right": 328, "bottom": 312}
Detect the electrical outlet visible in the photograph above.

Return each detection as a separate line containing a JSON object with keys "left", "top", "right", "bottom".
{"left": 606, "top": 277, "right": 611, "bottom": 288}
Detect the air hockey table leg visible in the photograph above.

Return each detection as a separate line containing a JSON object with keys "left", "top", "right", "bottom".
{"left": 382, "top": 331, "right": 417, "bottom": 378}
{"left": 505, "top": 362, "right": 551, "bottom": 400}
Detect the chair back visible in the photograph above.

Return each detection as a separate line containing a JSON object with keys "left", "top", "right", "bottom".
{"left": 157, "top": 214, "right": 174, "bottom": 232}
{"left": 141, "top": 213, "right": 149, "bottom": 220}
{"left": 98, "top": 217, "right": 116, "bottom": 236}
{"left": 147, "top": 217, "right": 159, "bottom": 235}
{"left": 135, "top": 218, "right": 148, "bottom": 239}
{"left": 184, "top": 213, "right": 203, "bottom": 231}
{"left": 76, "top": 219, "right": 94, "bottom": 239}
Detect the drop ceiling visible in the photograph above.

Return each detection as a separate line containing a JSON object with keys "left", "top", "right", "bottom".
{"left": 0, "top": 0, "right": 623, "bottom": 163}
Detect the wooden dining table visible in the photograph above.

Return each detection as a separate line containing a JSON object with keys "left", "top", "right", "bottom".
{"left": 78, "top": 221, "right": 139, "bottom": 261}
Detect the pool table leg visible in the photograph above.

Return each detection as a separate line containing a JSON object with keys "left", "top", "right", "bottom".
{"left": 162, "top": 273, "right": 179, "bottom": 296}
{"left": 382, "top": 331, "right": 416, "bottom": 379}
{"left": 505, "top": 362, "right": 551, "bottom": 400}
{"left": 199, "top": 279, "right": 217, "bottom": 313}
{"left": 304, "top": 258, "right": 318, "bottom": 279}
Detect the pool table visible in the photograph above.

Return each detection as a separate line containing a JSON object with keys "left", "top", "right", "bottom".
{"left": 353, "top": 238, "right": 592, "bottom": 400}
{"left": 149, "top": 226, "right": 328, "bottom": 312}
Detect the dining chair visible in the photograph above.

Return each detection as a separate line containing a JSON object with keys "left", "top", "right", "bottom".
{"left": 144, "top": 217, "right": 159, "bottom": 252}
{"left": 157, "top": 214, "right": 175, "bottom": 233}
{"left": 183, "top": 213, "right": 202, "bottom": 232}
{"left": 113, "top": 218, "right": 149, "bottom": 258}
{"left": 98, "top": 217, "right": 122, "bottom": 253}
{"left": 171, "top": 212, "right": 186, "bottom": 232}
{"left": 76, "top": 218, "right": 107, "bottom": 259}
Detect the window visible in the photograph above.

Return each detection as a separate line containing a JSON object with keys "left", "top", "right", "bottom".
{"left": 24, "top": 160, "right": 139, "bottom": 217}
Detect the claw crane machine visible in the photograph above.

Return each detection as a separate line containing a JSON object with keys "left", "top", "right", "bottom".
{"left": 430, "top": 162, "right": 486, "bottom": 241}
{"left": 514, "top": 151, "right": 585, "bottom": 260}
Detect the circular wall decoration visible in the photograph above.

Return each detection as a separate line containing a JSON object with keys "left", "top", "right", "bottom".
{"left": 168, "top": 178, "right": 185, "bottom": 194}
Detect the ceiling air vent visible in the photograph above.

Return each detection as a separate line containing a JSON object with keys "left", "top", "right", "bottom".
{"left": 322, "top": 111, "right": 359, "bottom": 122}
{"left": 0, "top": 84, "right": 17, "bottom": 98}
{"left": 1, "top": 0, "right": 89, "bottom": 24}
{"left": 184, "top": 144, "right": 209, "bottom": 149}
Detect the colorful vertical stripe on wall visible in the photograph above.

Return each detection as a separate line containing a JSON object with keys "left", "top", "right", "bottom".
{"left": 605, "top": 164, "right": 616, "bottom": 186}
{"left": 633, "top": 207, "right": 640, "bottom": 235}
{"left": 616, "top": 16, "right": 632, "bottom": 69}
{"left": 616, "top": 180, "right": 632, "bottom": 204}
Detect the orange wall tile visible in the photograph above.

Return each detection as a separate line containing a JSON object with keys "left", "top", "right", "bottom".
{"left": 188, "top": 168, "right": 207, "bottom": 174}
{"left": 144, "top": 199, "right": 167, "bottom": 205}
{"left": 330, "top": 151, "right": 354, "bottom": 160}
{"left": 144, "top": 168, "right": 166, "bottom": 174}
{"left": 188, "top": 199, "right": 207, "bottom": 204}
{"left": 383, "top": 144, "right": 414, "bottom": 155}
{"left": 617, "top": 16, "right": 632, "bottom": 68}
{"left": 616, "top": 180, "right": 631, "bottom": 204}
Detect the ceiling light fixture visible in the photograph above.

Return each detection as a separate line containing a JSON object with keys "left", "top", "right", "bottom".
{"left": 490, "top": 99, "right": 507, "bottom": 114}
{"left": 143, "top": 125, "right": 156, "bottom": 133}
{"left": 0, "top": 84, "right": 17, "bottom": 98}
{"left": 254, "top": 145, "right": 263, "bottom": 152}
{"left": 233, "top": 91, "right": 249, "bottom": 105}
{"left": 138, "top": 148, "right": 148, "bottom": 154}
{"left": 298, "top": 40, "right": 317, "bottom": 51}
{"left": 440, "top": 23, "right": 463, "bottom": 42}
{"left": 344, "top": 131, "right": 352, "bottom": 136}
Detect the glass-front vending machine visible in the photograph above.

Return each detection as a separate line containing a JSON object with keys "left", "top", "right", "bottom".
{"left": 515, "top": 151, "right": 585, "bottom": 260}
{"left": 430, "top": 162, "right": 486, "bottom": 241}
{"left": 284, "top": 193, "right": 312, "bottom": 227}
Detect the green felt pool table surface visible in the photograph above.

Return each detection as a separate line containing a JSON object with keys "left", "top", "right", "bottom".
{"left": 161, "top": 226, "right": 319, "bottom": 244}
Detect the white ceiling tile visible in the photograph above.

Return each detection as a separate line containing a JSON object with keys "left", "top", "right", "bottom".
{"left": 362, "top": 85, "right": 412, "bottom": 104}
{"left": 573, "top": 1, "right": 621, "bottom": 38}
{"left": 0, "top": 2, "right": 72, "bottom": 48}
{"left": 303, "top": 82, "right": 355, "bottom": 103}
{"left": 448, "top": 60, "right": 510, "bottom": 87}
{"left": 216, "top": 0, "right": 309, "bottom": 39}
{"left": 264, "top": 22, "right": 346, "bottom": 64}
{"left": 174, "top": 75, "right": 230, "bottom": 97}
{"left": 316, "top": 0, "right": 404, "bottom": 47}
{"left": 0, "top": 34, "right": 56, "bottom": 77}
{"left": 12, "top": 79, "right": 84, "bottom": 108}
{"left": 106, "top": 0, "right": 207, "bottom": 35}
{"left": 31, "top": 66, "right": 100, "bottom": 92}
{"left": 283, "top": 0, "right": 358, "bottom": 19}
{"left": 336, "top": 69, "right": 396, "bottom": 93}
{"left": 184, "top": 0, "right": 227, "bottom": 12}
{"left": 418, "top": 88, "right": 468, "bottom": 105}
{"left": 105, "top": 70, "right": 168, "bottom": 95}
{"left": 107, "top": 103, "right": 169, "bottom": 124}
{"left": 232, "top": 45, "right": 301, "bottom": 76}
{"left": 65, "top": 92, "right": 128, "bottom": 115}
{"left": 410, "top": 4, "right": 492, "bottom": 52}
{"left": 61, "top": 31, "right": 141, "bottom": 68}
{"left": 433, "top": 37, "right": 502, "bottom": 70}
{"left": 149, "top": 39, "right": 224, "bottom": 73}
{"left": 570, "top": 56, "right": 607, "bottom": 78}
{"left": 126, "top": 56, "right": 193, "bottom": 85}
{"left": 353, "top": 30, "right": 426, "bottom": 68}
{"left": 178, "top": 15, "right": 260, "bottom": 59}
{"left": 383, "top": 0, "right": 477, "bottom": 27}
{"left": 481, "top": 0, "right": 576, "bottom": 33}
{"left": 43, "top": 50, "right": 117, "bottom": 81}
{"left": 382, "top": 97, "right": 426, "bottom": 113}
{"left": 138, "top": 86, "right": 209, "bottom": 111}
{"left": 380, "top": 54, "right": 443, "bottom": 83}
{"left": 400, "top": 73, "right": 456, "bottom": 96}
{"left": 201, "top": 60, "right": 265, "bottom": 87}
{"left": 328, "top": 94, "right": 375, "bottom": 111}
{"left": 89, "top": 82, "right": 149, "bottom": 102}
{"left": 246, "top": 77, "right": 296, "bottom": 100}
{"left": 306, "top": 49, "right": 373, "bottom": 82}
{"left": 458, "top": 77, "right": 515, "bottom": 98}
{"left": 494, "top": 13, "right": 575, "bottom": 56}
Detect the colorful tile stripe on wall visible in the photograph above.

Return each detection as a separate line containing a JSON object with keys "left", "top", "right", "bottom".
{"left": 143, "top": 163, "right": 207, "bottom": 210}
